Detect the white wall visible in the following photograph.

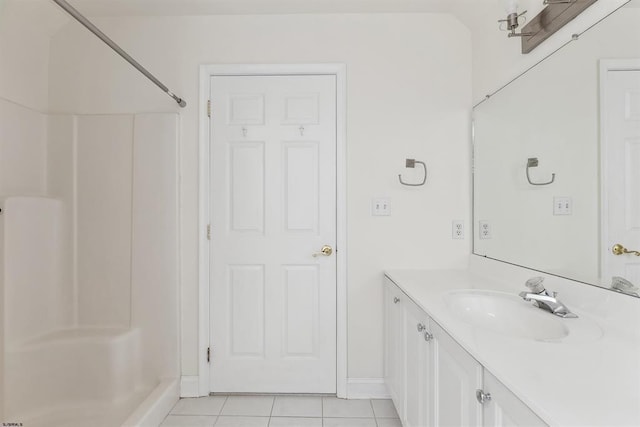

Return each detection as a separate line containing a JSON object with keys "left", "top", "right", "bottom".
{"left": 0, "top": 14, "right": 49, "bottom": 111}
{"left": 48, "top": 13, "right": 473, "bottom": 381}
{"left": 0, "top": 0, "right": 67, "bottom": 111}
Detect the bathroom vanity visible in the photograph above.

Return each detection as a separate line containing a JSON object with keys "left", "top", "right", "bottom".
{"left": 384, "top": 259, "right": 640, "bottom": 427}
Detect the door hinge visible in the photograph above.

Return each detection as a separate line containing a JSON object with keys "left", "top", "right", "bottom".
{"left": 207, "top": 99, "right": 211, "bottom": 118}
{"left": 206, "top": 224, "right": 211, "bottom": 240}
{"left": 207, "top": 347, "right": 211, "bottom": 363}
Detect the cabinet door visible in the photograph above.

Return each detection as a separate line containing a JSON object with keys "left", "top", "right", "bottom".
{"left": 384, "top": 278, "right": 405, "bottom": 419}
{"left": 483, "top": 371, "right": 547, "bottom": 427}
{"left": 431, "top": 322, "right": 483, "bottom": 427}
{"left": 404, "top": 298, "right": 431, "bottom": 427}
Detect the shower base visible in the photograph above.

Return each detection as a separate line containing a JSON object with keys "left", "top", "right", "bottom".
{"left": 4, "top": 327, "right": 176, "bottom": 426}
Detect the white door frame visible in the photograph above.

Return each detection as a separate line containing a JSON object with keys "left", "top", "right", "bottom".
{"left": 599, "top": 58, "right": 640, "bottom": 282}
{"left": 196, "top": 63, "right": 348, "bottom": 397}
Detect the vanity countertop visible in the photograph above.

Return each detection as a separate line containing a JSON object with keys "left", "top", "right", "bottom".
{"left": 384, "top": 268, "right": 640, "bottom": 427}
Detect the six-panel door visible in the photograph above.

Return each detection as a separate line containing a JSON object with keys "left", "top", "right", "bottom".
{"left": 209, "top": 75, "right": 337, "bottom": 393}
{"left": 603, "top": 68, "right": 640, "bottom": 287}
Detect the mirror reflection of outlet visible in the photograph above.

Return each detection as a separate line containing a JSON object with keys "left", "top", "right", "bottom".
{"left": 479, "top": 221, "right": 491, "bottom": 239}
{"left": 372, "top": 198, "right": 391, "bottom": 216}
{"left": 452, "top": 221, "right": 464, "bottom": 239}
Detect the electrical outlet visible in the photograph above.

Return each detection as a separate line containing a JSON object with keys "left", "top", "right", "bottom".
{"left": 553, "top": 197, "right": 572, "bottom": 215}
{"left": 479, "top": 221, "right": 491, "bottom": 239}
{"left": 371, "top": 198, "right": 391, "bottom": 216}
{"left": 452, "top": 221, "right": 464, "bottom": 239}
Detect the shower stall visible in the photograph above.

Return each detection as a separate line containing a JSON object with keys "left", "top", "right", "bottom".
{"left": 0, "top": 0, "right": 182, "bottom": 423}
{"left": 0, "top": 104, "right": 180, "bottom": 426}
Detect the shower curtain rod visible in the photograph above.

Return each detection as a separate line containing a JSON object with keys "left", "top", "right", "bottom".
{"left": 52, "top": 0, "right": 187, "bottom": 108}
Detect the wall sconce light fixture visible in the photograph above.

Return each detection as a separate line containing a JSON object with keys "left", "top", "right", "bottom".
{"left": 498, "top": 0, "right": 532, "bottom": 38}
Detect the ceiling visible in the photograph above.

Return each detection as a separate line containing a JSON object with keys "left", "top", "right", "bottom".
{"left": 4, "top": 0, "right": 635, "bottom": 40}
{"left": 49, "top": 0, "right": 492, "bottom": 17}
{"left": 2, "top": 0, "right": 504, "bottom": 40}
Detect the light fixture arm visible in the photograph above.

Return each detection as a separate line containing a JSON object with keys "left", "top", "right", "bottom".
{"left": 498, "top": 10, "right": 532, "bottom": 38}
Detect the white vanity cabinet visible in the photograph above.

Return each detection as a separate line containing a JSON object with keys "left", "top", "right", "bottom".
{"left": 384, "top": 278, "right": 405, "bottom": 419}
{"left": 404, "top": 297, "right": 431, "bottom": 427}
{"left": 384, "top": 276, "right": 547, "bottom": 427}
{"left": 482, "top": 371, "right": 546, "bottom": 427}
{"left": 431, "top": 321, "right": 483, "bottom": 426}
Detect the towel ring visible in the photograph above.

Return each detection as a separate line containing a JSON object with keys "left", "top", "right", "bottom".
{"left": 399, "top": 158, "right": 427, "bottom": 187}
{"left": 526, "top": 157, "right": 555, "bottom": 186}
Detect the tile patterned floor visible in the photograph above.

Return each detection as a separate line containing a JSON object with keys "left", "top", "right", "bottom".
{"left": 161, "top": 396, "right": 401, "bottom": 427}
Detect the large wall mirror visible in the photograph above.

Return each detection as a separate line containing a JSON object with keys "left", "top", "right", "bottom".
{"left": 473, "top": 0, "right": 640, "bottom": 296}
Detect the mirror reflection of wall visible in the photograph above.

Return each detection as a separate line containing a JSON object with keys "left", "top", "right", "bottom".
{"left": 473, "top": 1, "right": 640, "bottom": 293}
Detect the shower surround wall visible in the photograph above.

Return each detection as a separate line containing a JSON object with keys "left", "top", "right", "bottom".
{"left": 0, "top": 101, "right": 180, "bottom": 425}
{"left": 0, "top": 97, "right": 49, "bottom": 422}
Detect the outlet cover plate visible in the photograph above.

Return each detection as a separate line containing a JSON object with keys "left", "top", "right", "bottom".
{"left": 452, "top": 220, "right": 464, "bottom": 239}
{"left": 479, "top": 220, "right": 491, "bottom": 239}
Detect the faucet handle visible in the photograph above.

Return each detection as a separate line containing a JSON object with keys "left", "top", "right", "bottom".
{"left": 611, "top": 276, "right": 640, "bottom": 296}
{"left": 525, "top": 276, "right": 546, "bottom": 293}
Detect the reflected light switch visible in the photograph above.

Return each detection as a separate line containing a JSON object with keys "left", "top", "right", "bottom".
{"left": 553, "top": 197, "right": 572, "bottom": 215}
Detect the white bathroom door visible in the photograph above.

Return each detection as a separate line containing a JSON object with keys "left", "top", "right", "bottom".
{"left": 209, "top": 74, "right": 337, "bottom": 393}
{"left": 603, "top": 67, "right": 640, "bottom": 287}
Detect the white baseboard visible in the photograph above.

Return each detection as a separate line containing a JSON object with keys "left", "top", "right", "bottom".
{"left": 181, "top": 375, "right": 387, "bottom": 399}
{"left": 122, "top": 378, "right": 179, "bottom": 426}
{"left": 346, "top": 378, "right": 390, "bottom": 399}
{"left": 180, "top": 376, "right": 201, "bottom": 398}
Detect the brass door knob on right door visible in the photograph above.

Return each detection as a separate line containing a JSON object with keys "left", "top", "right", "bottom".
{"left": 312, "top": 245, "right": 333, "bottom": 257}
{"left": 612, "top": 243, "right": 640, "bottom": 256}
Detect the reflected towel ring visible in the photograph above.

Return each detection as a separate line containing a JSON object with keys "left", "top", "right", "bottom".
{"left": 399, "top": 158, "right": 427, "bottom": 187}
{"left": 526, "top": 157, "right": 555, "bottom": 186}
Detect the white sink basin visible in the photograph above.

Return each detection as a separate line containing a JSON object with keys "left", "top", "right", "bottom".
{"left": 443, "top": 289, "right": 570, "bottom": 341}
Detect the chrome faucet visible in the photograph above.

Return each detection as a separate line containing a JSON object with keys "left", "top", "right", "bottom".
{"left": 610, "top": 276, "right": 640, "bottom": 297}
{"left": 519, "top": 277, "right": 578, "bottom": 318}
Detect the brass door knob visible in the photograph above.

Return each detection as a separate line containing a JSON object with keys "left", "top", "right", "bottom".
{"left": 612, "top": 243, "right": 640, "bottom": 256}
{"left": 312, "top": 245, "right": 333, "bottom": 257}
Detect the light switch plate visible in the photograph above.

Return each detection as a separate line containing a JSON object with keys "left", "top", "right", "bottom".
{"left": 372, "top": 198, "right": 391, "bottom": 216}
{"left": 553, "top": 197, "right": 572, "bottom": 215}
